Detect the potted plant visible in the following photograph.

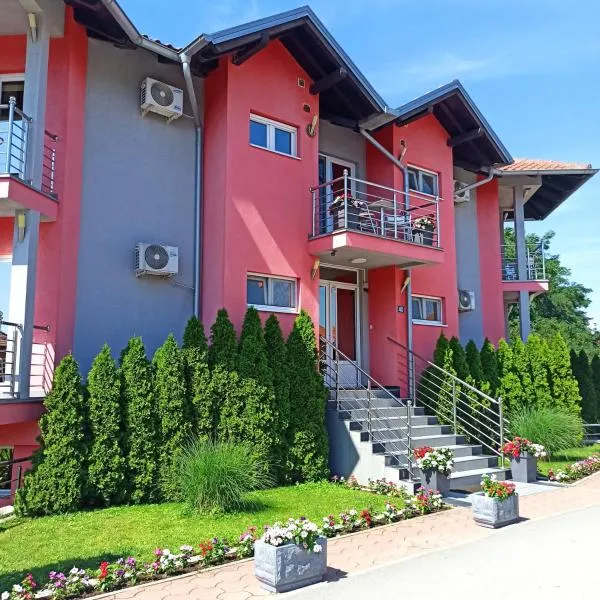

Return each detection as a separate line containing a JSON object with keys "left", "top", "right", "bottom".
{"left": 412, "top": 216, "right": 435, "bottom": 246}
{"left": 502, "top": 437, "right": 547, "bottom": 483}
{"left": 414, "top": 446, "right": 454, "bottom": 497}
{"left": 471, "top": 474, "right": 519, "bottom": 528}
{"left": 254, "top": 518, "right": 327, "bottom": 593}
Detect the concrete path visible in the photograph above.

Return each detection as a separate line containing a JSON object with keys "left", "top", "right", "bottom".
{"left": 100, "top": 473, "right": 600, "bottom": 600}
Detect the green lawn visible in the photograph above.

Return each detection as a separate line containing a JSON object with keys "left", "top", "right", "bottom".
{"left": 536, "top": 446, "right": 600, "bottom": 477}
{"left": 0, "top": 483, "right": 391, "bottom": 590}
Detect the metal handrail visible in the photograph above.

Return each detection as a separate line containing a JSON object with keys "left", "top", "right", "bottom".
{"left": 387, "top": 336, "right": 507, "bottom": 461}
{"left": 0, "top": 454, "right": 33, "bottom": 496}
{"left": 501, "top": 242, "right": 546, "bottom": 281}
{"left": 320, "top": 335, "right": 415, "bottom": 478}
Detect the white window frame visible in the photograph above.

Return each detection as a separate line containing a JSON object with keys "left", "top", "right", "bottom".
{"left": 249, "top": 114, "right": 298, "bottom": 158}
{"left": 412, "top": 294, "right": 444, "bottom": 326}
{"left": 247, "top": 273, "right": 299, "bottom": 314}
{"left": 407, "top": 165, "right": 439, "bottom": 197}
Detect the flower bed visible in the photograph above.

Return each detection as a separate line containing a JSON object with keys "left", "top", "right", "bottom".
{"left": 502, "top": 437, "right": 547, "bottom": 459}
{"left": 1, "top": 481, "right": 446, "bottom": 600}
{"left": 548, "top": 455, "right": 600, "bottom": 483}
{"left": 480, "top": 474, "right": 516, "bottom": 500}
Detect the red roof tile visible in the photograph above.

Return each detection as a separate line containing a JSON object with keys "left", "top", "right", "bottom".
{"left": 500, "top": 158, "right": 593, "bottom": 172}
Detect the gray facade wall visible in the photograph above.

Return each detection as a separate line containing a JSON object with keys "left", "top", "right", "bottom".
{"left": 73, "top": 39, "right": 202, "bottom": 373}
{"left": 454, "top": 172, "right": 484, "bottom": 346}
{"left": 319, "top": 121, "right": 366, "bottom": 178}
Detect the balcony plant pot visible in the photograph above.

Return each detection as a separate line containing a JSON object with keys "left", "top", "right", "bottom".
{"left": 412, "top": 228, "right": 434, "bottom": 246}
{"left": 471, "top": 492, "right": 519, "bottom": 529}
{"left": 254, "top": 537, "right": 327, "bottom": 593}
{"left": 510, "top": 452, "right": 537, "bottom": 483}
{"left": 419, "top": 469, "right": 450, "bottom": 497}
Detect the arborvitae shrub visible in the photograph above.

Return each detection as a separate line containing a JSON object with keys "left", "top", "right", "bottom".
{"left": 511, "top": 337, "right": 534, "bottom": 411}
{"left": 497, "top": 338, "right": 525, "bottom": 417}
{"left": 481, "top": 338, "right": 500, "bottom": 396}
{"left": 264, "top": 314, "right": 291, "bottom": 482}
{"left": 182, "top": 317, "right": 214, "bottom": 441}
{"left": 15, "top": 355, "right": 87, "bottom": 516}
{"left": 208, "top": 309, "right": 237, "bottom": 371}
{"left": 449, "top": 336, "right": 469, "bottom": 380}
{"left": 237, "top": 307, "right": 272, "bottom": 384}
{"left": 121, "top": 337, "right": 159, "bottom": 504}
{"left": 592, "top": 355, "right": 600, "bottom": 420}
{"left": 524, "top": 334, "right": 553, "bottom": 409}
{"left": 546, "top": 333, "right": 581, "bottom": 416}
{"left": 86, "top": 345, "right": 126, "bottom": 507}
{"left": 154, "top": 334, "right": 192, "bottom": 501}
{"left": 433, "top": 333, "right": 450, "bottom": 366}
{"left": 465, "top": 340, "right": 484, "bottom": 385}
{"left": 286, "top": 310, "right": 329, "bottom": 482}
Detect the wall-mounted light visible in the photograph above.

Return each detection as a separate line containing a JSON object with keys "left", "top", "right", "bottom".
{"left": 16, "top": 210, "right": 26, "bottom": 242}
{"left": 28, "top": 13, "right": 38, "bottom": 42}
{"left": 400, "top": 275, "right": 411, "bottom": 295}
{"left": 311, "top": 258, "right": 320, "bottom": 280}
{"left": 306, "top": 114, "right": 319, "bottom": 137}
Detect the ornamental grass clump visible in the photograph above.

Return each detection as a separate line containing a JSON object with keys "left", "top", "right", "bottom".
{"left": 510, "top": 407, "right": 584, "bottom": 456}
{"left": 176, "top": 440, "right": 271, "bottom": 514}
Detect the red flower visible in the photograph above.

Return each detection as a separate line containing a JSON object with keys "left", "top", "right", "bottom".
{"left": 199, "top": 541, "right": 214, "bottom": 557}
{"left": 413, "top": 446, "right": 433, "bottom": 460}
{"left": 99, "top": 561, "right": 110, "bottom": 580}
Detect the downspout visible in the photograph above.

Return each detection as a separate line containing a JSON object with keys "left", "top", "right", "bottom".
{"left": 455, "top": 167, "right": 502, "bottom": 195}
{"left": 180, "top": 53, "right": 203, "bottom": 317}
{"left": 359, "top": 128, "right": 414, "bottom": 398}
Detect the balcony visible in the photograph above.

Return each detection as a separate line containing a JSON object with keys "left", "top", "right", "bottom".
{"left": 0, "top": 96, "right": 59, "bottom": 220}
{"left": 501, "top": 242, "right": 549, "bottom": 296}
{"left": 308, "top": 173, "right": 444, "bottom": 269}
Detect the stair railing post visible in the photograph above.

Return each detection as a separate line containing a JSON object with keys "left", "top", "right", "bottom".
{"left": 367, "top": 378, "right": 372, "bottom": 436}
{"left": 498, "top": 396, "right": 505, "bottom": 465}
{"left": 6, "top": 97, "right": 16, "bottom": 172}
{"left": 16, "top": 465, "right": 22, "bottom": 492}
{"left": 452, "top": 379, "right": 457, "bottom": 433}
{"left": 335, "top": 346, "right": 340, "bottom": 411}
{"left": 311, "top": 189, "right": 316, "bottom": 237}
{"left": 343, "top": 169, "right": 349, "bottom": 229}
{"left": 406, "top": 399, "right": 413, "bottom": 479}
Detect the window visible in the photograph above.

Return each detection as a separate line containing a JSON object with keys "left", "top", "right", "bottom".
{"left": 247, "top": 274, "right": 298, "bottom": 312}
{"left": 249, "top": 114, "right": 297, "bottom": 157}
{"left": 0, "top": 447, "right": 13, "bottom": 497}
{"left": 412, "top": 296, "right": 443, "bottom": 325}
{"left": 407, "top": 166, "right": 439, "bottom": 196}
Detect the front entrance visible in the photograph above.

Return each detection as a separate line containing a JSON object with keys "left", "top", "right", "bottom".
{"left": 319, "top": 265, "right": 360, "bottom": 387}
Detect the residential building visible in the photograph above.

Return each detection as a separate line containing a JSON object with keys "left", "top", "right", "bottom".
{"left": 0, "top": 1, "right": 596, "bottom": 501}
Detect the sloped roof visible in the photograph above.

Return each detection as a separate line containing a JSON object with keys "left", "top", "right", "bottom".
{"left": 500, "top": 158, "right": 594, "bottom": 173}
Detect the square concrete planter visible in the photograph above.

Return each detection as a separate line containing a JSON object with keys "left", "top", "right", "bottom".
{"left": 471, "top": 492, "right": 519, "bottom": 528}
{"left": 419, "top": 469, "right": 450, "bottom": 497}
{"left": 254, "top": 537, "right": 327, "bottom": 593}
{"left": 510, "top": 453, "right": 537, "bottom": 483}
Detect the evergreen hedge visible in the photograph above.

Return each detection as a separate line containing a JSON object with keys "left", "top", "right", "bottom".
{"left": 465, "top": 340, "right": 484, "bottom": 385}
{"left": 480, "top": 338, "right": 499, "bottom": 396}
{"left": 571, "top": 349, "right": 597, "bottom": 423}
{"left": 208, "top": 309, "right": 237, "bottom": 371}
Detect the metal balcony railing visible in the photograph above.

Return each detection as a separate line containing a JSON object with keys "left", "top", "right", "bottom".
{"left": 501, "top": 242, "right": 546, "bottom": 281}
{"left": 0, "top": 96, "right": 59, "bottom": 198}
{"left": 310, "top": 170, "right": 442, "bottom": 249}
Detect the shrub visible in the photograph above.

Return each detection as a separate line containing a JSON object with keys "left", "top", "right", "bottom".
{"left": 87, "top": 345, "right": 126, "bottom": 507}
{"left": 465, "top": 340, "right": 484, "bottom": 386}
{"left": 480, "top": 338, "right": 499, "bottom": 396}
{"left": 237, "top": 307, "right": 272, "bottom": 384}
{"left": 509, "top": 406, "right": 584, "bottom": 456}
{"left": 15, "top": 355, "right": 87, "bottom": 516}
{"left": 571, "top": 350, "right": 597, "bottom": 423}
{"left": 547, "top": 334, "right": 581, "bottom": 415}
{"left": 175, "top": 440, "right": 271, "bottom": 513}
{"left": 524, "top": 334, "right": 553, "bottom": 409}
{"left": 121, "top": 337, "right": 159, "bottom": 504}
{"left": 182, "top": 317, "right": 214, "bottom": 440}
{"left": 154, "top": 334, "right": 193, "bottom": 501}
{"left": 592, "top": 355, "right": 600, "bottom": 418}
{"left": 208, "top": 309, "right": 237, "bottom": 371}
{"left": 449, "top": 336, "right": 469, "bottom": 380}
{"left": 286, "top": 310, "right": 329, "bottom": 482}
{"left": 511, "top": 337, "right": 533, "bottom": 409}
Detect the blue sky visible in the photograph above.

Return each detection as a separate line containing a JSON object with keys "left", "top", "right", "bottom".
{"left": 120, "top": 0, "right": 600, "bottom": 326}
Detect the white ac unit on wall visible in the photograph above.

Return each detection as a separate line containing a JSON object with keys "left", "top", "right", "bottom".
{"left": 458, "top": 289, "right": 476, "bottom": 312}
{"left": 135, "top": 243, "right": 179, "bottom": 277}
{"left": 140, "top": 77, "right": 183, "bottom": 122}
{"left": 453, "top": 181, "right": 471, "bottom": 204}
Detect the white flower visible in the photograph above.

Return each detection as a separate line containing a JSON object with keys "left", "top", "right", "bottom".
{"left": 13, "top": 585, "right": 23, "bottom": 593}
{"left": 2, "top": 592, "right": 10, "bottom": 600}
{"left": 313, "top": 544, "right": 322, "bottom": 553}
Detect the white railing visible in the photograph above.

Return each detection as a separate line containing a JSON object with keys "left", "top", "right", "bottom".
{"left": 310, "top": 170, "right": 442, "bottom": 249}
{"left": 0, "top": 96, "right": 59, "bottom": 198}
{"left": 0, "top": 319, "right": 54, "bottom": 400}
{"left": 501, "top": 242, "right": 546, "bottom": 281}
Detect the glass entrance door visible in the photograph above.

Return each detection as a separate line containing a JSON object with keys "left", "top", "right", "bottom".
{"left": 319, "top": 279, "right": 359, "bottom": 386}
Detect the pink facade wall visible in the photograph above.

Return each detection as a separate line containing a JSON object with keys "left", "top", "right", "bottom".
{"left": 202, "top": 41, "right": 320, "bottom": 335}
{"left": 476, "top": 179, "right": 505, "bottom": 344}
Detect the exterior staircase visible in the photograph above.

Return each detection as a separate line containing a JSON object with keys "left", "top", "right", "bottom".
{"left": 322, "top": 337, "right": 511, "bottom": 493}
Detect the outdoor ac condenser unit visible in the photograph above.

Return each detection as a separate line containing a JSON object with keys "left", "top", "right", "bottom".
{"left": 135, "top": 243, "right": 179, "bottom": 277}
{"left": 453, "top": 181, "right": 471, "bottom": 204}
{"left": 458, "top": 289, "right": 476, "bottom": 312}
{"left": 140, "top": 77, "right": 183, "bottom": 122}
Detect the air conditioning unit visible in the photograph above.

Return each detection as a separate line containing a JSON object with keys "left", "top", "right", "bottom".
{"left": 135, "top": 243, "right": 179, "bottom": 277}
{"left": 458, "top": 289, "right": 476, "bottom": 312}
{"left": 140, "top": 77, "right": 183, "bottom": 122}
{"left": 453, "top": 181, "right": 471, "bottom": 204}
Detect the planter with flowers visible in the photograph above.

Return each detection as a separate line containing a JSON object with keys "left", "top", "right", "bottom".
{"left": 472, "top": 474, "right": 519, "bottom": 529}
{"left": 502, "top": 437, "right": 546, "bottom": 483}
{"left": 414, "top": 446, "right": 454, "bottom": 496}
{"left": 412, "top": 216, "right": 435, "bottom": 246}
{"left": 254, "top": 518, "right": 327, "bottom": 593}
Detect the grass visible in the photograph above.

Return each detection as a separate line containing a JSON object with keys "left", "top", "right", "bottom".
{"left": 0, "top": 483, "right": 391, "bottom": 590}
{"left": 536, "top": 445, "right": 600, "bottom": 477}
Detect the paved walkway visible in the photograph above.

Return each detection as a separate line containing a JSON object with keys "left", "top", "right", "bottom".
{"left": 99, "top": 473, "right": 600, "bottom": 600}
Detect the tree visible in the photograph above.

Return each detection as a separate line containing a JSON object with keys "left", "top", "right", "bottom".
{"left": 570, "top": 351, "right": 596, "bottom": 423}
{"left": 496, "top": 339, "right": 525, "bottom": 417}
{"left": 264, "top": 314, "right": 291, "bottom": 482}
{"left": 465, "top": 340, "right": 484, "bottom": 386}
{"left": 524, "top": 334, "right": 553, "bottom": 409}
{"left": 208, "top": 309, "right": 237, "bottom": 371}
{"left": 86, "top": 345, "right": 126, "bottom": 507}
{"left": 237, "top": 307, "right": 272, "bottom": 384}
{"left": 182, "top": 316, "right": 214, "bottom": 440}
{"left": 449, "top": 336, "right": 469, "bottom": 380}
{"left": 154, "top": 334, "right": 192, "bottom": 501}
{"left": 121, "top": 337, "right": 158, "bottom": 504}
{"left": 511, "top": 337, "right": 534, "bottom": 411}
{"left": 15, "top": 355, "right": 87, "bottom": 516}
{"left": 546, "top": 333, "right": 581, "bottom": 416}
{"left": 286, "top": 311, "right": 329, "bottom": 482}
{"left": 433, "top": 333, "right": 450, "bottom": 366}
{"left": 480, "top": 338, "right": 500, "bottom": 396}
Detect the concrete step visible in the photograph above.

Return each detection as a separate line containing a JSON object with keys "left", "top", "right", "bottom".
{"left": 369, "top": 424, "right": 452, "bottom": 442}
{"left": 409, "top": 433, "right": 467, "bottom": 448}
{"left": 335, "top": 395, "right": 406, "bottom": 408}
{"left": 449, "top": 466, "right": 511, "bottom": 493}
{"left": 383, "top": 444, "right": 484, "bottom": 468}
{"left": 349, "top": 415, "right": 438, "bottom": 430}
{"left": 452, "top": 454, "right": 499, "bottom": 473}
{"left": 336, "top": 405, "right": 425, "bottom": 419}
